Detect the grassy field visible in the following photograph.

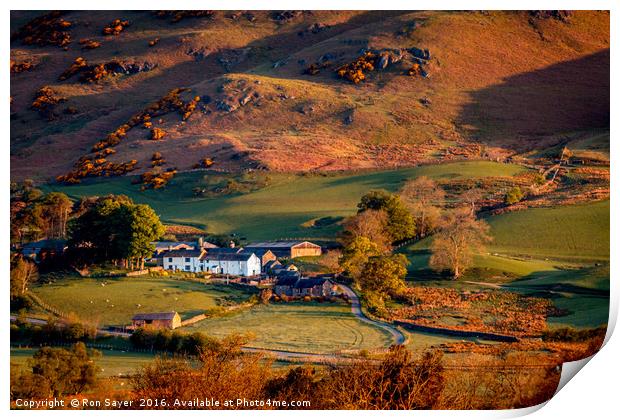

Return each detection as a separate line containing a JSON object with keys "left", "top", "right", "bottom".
{"left": 11, "top": 347, "right": 157, "bottom": 377}
{"left": 30, "top": 276, "right": 256, "bottom": 327}
{"left": 546, "top": 295, "right": 609, "bottom": 328}
{"left": 184, "top": 301, "right": 394, "bottom": 354}
{"left": 406, "top": 200, "right": 609, "bottom": 261}
{"left": 486, "top": 200, "right": 610, "bottom": 260}
{"left": 399, "top": 200, "right": 609, "bottom": 329}
{"left": 42, "top": 161, "right": 527, "bottom": 241}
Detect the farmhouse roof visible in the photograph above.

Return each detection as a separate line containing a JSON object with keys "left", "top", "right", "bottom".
{"left": 265, "top": 260, "right": 282, "bottom": 269}
{"left": 275, "top": 275, "right": 300, "bottom": 287}
{"left": 132, "top": 312, "right": 178, "bottom": 321}
{"left": 199, "top": 241, "right": 218, "bottom": 249}
{"left": 276, "top": 269, "right": 302, "bottom": 280}
{"left": 296, "top": 277, "right": 331, "bottom": 289}
{"left": 202, "top": 252, "right": 256, "bottom": 262}
{"left": 206, "top": 247, "right": 244, "bottom": 255}
{"left": 246, "top": 241, "right": 319, "bottom": 248}
{"left": 160, "top": 249, "right": 204, "bottom": 258}
{"left": 243, "top": 247, "right": 275, "bottom": 258}
{"left": 152, "top": 241, "right": 195, "bottom": 249}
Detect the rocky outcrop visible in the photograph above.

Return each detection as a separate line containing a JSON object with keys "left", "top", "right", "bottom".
{"left": 298, "top": 22, "right": 330, "bottom": 37}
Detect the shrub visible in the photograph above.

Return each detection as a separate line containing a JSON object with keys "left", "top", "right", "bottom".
{"left": 504, "top": 186, "right": 524, "bottom": 205}
{"left": 13, "top": 11, "right": 72, "bottom": 48}
{"left": 79, "top": 38, "right": 101, "bottom": 49}
{"left": 102, "top": 19, "right": 129, "bottom": 36}
{"left": 336, "top": 52, "right": 376, "bottom": 84}
{"left": 150, "top": 127, "right": 167, "bottom": 140}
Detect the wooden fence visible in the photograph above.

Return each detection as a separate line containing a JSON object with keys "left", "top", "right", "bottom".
{"left": 27, "top": 292, "right": 69, "bottom": 319}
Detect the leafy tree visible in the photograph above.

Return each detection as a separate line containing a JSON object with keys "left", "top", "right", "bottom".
{"left": 68, "top": 195, "right": 163, "bottom": 268}
{"left": 125, "top": 204, "right": 165, "bottom": 269}
{"left": 358, "top": 254, "right": 409, "bottom": 296}
{"left": 400, "top": 177, "right": 445, "bottom": 238}
{"left": 339, "top": 236, "right": 382, "bottom": 280}
{"left": 429, "top": 208, "right": 492, "bottom": 279}
{"left": 11, "top": 343, "right": 100, "bottom": 399}
{"left": 11, "top": 185, "right": 74, "bottom": 244}
{"left": 357, "top": 190, "right": 415, "bottom": 242}
{"left": 259, "top": 288, "right": 273, "bottom": 304}
{"left": 504, "top": 186, "right": 524, "bottom": 205}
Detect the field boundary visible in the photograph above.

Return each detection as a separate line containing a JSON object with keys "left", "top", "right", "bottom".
{"left": 395, "top": 320, "right": 519, "bottom": 343}
{"left": 27, "top": 292, "right": 69, "bottom": 319}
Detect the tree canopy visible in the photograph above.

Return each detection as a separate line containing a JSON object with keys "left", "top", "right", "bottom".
{"left": 68, "top": 195, "right": 164, "bottom": 268}
{"left": 339, "top": 236, "right": 383, "bottom": 280}
{"left": 400, "top": 177, "right": 445, "bottom": 238}
{"left": 341, "top": 209, "right": 391, "bottom": 251}
{"left": 10, "top": 183, "right": 73, "bottom": 243}
{"left": 11, "top": 343, "right": 100, "bottom": 399}
{"left": 357, "top": 190, "right": 415, "bottom": 242}
{"left": 358, "top": 253, "right": 409, "bottom": 296}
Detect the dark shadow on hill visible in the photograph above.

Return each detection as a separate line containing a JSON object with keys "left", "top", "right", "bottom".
{"left": 457, "top": 49, "right": 610, "bottom": 151}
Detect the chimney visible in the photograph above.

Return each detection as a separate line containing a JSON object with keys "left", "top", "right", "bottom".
{"left": 198, "top": 237, "right": 204, "bottom": 248}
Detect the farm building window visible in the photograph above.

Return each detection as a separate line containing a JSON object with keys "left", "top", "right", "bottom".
{"left": 185, "top": 257, "right": 191, "bottom": 262}
{"left": 168, "top": 258, "right": 173, "bottom": 262}
{"left": 185, "top": 265, "right": 190, "bottom": 271}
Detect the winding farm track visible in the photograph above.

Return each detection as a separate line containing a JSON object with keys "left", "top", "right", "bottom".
{"left": 336, "top": 283, "right": 406, "bottom": 346}
{"left": 11, "top": 286, "right": 406, "bottom": 364}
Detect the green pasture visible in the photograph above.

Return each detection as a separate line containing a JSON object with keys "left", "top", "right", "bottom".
{"left": 30, "top": 276, "right": 255, "bottom": 327}
{"left": 184, "top": 301, "right": 394, "bottom": 354}
{"left": 486, "top": 200, "right": 609, "bottom": 260}
{"left": 42, "top": 161, "right": 526, "bottom": 241}
{"left": 11, "top": 347, "right": 157, "bottom": 378}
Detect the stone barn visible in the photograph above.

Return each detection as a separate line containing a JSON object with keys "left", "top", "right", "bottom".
{"left": 245, "top": 241, "right": 322, "bottom": 259}
{"left": 131, "top": 312, "right": 181, "bottom": 330}
{"left": 274, "top": 275, "right": 335, "bottom": 298}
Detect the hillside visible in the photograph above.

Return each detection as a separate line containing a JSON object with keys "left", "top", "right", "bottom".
{"left": 10, "top": 10, "right": 610, "bottom": 181}
{"left": 42, "top": 160, "right": 527, "bottom": 240}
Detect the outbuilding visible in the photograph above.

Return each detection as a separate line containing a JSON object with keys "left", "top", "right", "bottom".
{"left": 131, "top": 312, "right": 181, "bottom": 329}
{"left": 245, "top": 241, "right": 322, "bottom": 259}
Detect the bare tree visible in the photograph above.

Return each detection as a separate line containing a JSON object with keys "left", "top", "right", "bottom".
{"left": 429, "top": 208, "right": 492, "bottom": 279}
{"left": 341, "top": 209, "right": 391, "bottom": 251}
{"left": 459, "top": 188, "right": 484, "bottom": 216}
{"left": 10, "top": 256, "right": 39, "bottom": 298}
{"left": 400, "top": 176, "right": 445, "bottom": 238}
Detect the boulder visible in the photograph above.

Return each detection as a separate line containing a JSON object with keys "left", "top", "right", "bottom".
{"left": 377, "top": 53, "right": 390, "bottom": 69}
{"left": 216, "top": 100, "right": 239, "bottom": 113}
{"left": 239, "top": 93, "right": 253, "bottom": 106}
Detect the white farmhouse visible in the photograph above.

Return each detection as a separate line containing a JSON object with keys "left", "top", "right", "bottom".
{"left": 160, "top": 249, "right": 205, "bottom": 272}
{"left": 159, "top": 248, "right": 261, "bottom": 277}
{"left": 202, "top": 251, "right": 261, "bottom": 277}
